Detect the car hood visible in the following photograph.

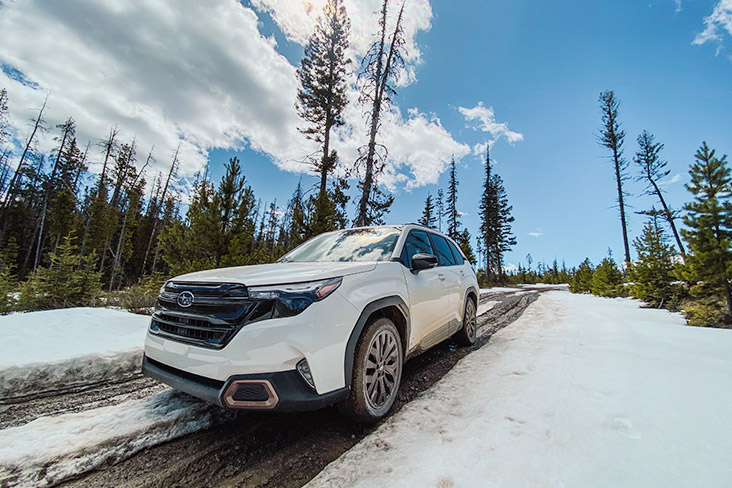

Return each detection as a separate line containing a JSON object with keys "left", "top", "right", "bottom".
{"left": 171, "top": 261, "right": 378, "bottom": 287}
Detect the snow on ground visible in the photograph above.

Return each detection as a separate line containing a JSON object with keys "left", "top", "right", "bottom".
{"left": 0, "top": 308, "right": 150, "bottom": 400}
{"left": 477, "top": 300, "right": 499, "bottom": 316}
{"left": 307, "top": 291, "right": 732, "bottom": 488}
{"left": 519, "top": 283, "right": 570, "bottom": 290}
{"left": 480, "top": 287, "right": 518, "bottom": 293}
{"left": 0, "top": 390, "right": 234, "bottom": 487}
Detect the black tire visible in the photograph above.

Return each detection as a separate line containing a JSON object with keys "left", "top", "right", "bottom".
{"left": 339, "top": 317, "right": 403, "bottom": 423}
{"left": 455, "top": 298, "right": 477, "bottom": 346}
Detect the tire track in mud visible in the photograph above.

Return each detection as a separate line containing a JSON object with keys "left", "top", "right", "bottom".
{"left": 0, "top": 376, "right": 167, "bottom": 430}
{"left": 59, "top": 289, "right": 540, "bottom": 488}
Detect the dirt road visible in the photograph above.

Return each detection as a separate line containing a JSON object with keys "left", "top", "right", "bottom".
{"left": 2, "top": 289, "right": 539, "bottom": 488}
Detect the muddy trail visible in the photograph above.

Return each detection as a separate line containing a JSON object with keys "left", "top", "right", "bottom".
{"left": 57, "top": 289, "right": 539, "bottom": 488}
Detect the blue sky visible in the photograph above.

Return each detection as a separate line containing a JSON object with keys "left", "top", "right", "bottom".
{"left": 1, "top": 0, "right": 731, "bottom": 269}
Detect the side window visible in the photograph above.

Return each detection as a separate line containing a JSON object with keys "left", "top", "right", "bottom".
{"left": 429, "top": 234, "right": 456, "bottom": 266}
{"left": 447, "top": 239, "right": 465, "bottom": 265}
{"left": 401, "top": 230, "right": 434, "bottom": 268}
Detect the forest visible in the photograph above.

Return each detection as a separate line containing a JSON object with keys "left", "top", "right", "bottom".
{"left": 0, "top": 0, "right": 515, "bottom": 315}
{"left": 1, "top": 0, "right": 730, "bottom": 330}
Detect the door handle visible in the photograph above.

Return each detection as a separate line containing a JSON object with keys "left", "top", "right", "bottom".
{"left": 460, "top": 270, "right": 465, "bottom": 277}
{"left": 438, "top": 273, "right": 445, "bottom": 280}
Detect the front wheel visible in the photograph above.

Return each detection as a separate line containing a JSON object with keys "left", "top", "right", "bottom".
{"left": 455, "top": 298, "right": 477, "bottom": 346}
{"left": 340, "top": 317, "right": 403, "bottom": 423}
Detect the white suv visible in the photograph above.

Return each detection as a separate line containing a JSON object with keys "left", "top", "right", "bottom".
{"left": 142, "top": 224, "right": 479, "bottom": 422}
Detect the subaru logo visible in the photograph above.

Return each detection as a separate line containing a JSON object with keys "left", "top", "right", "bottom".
{"left": 177, "top": 291, "right": 194, "bottom": 308}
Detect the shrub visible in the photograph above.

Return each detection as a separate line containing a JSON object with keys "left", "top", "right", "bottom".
{"left": 17, "top": 235, "right": 102, "bottom": 311}
{"left": 684, "top": 299, "right": 732, "bottom": 328}
{"left": 106, "top": 274, "right": 167, "bottom": 315}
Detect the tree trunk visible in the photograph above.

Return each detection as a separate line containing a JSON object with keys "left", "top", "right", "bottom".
{"left": 1, "top": 97, "right": 47, "bottom": 213}
{"left": 650, "top": 180, "right": 685, "bottom": 256}
{"left": 613, "top": 146, "right": 631, "bottom": 265}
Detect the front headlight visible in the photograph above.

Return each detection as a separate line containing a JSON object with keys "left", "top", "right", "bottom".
{"left": 248, "top": 277, "right": 342, "bottom": 317}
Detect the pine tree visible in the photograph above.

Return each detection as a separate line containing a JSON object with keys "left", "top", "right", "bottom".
{"left": 629, "top": 219, "right": 677, "bottom": 307}
{"left": 283, "top": 179, "right": 307, "bottom": 248}
{"left": 570, "top": 259, "right": 594, "bottom": 293}
{"left": 598, "top": 91, "right": 631, "bottom": 265}
{"left": 591, "top": 255, "right": 624, "bottom": 297}
{"left": 446, "top": 158, "right": 460, "bottom": 239}
{"left": 458, "top": 228, "right": 475, "bottom": 263}
{"left": 18, "top": 233, "right": 101, "bottom": 310}
{"left": 680, "top": 142, "right": 732, "bottom": 317}
{"left": 479, "top": 147, "right": 516, "bottom": 284}
{"left": 296, "top": 0, "right": 351, "bottom": 231}
{"left": 354, "top": 0, "right": 405, "bottom": 227}
{"left": 634, "top": 130, "right": 685, "bottom": 256}
{"left": 418, "top": 192, "right": 436, "bottom": 228}
{"left": 0, "top": 88, "right": 10, "bottom": 179}
{"left": 436, "top": 189, "right": 445, "bottom": 232}
{"left": 0, "top": 96, "right": 47, "bottom": 217}
{"left": 0, "top": 237, "right": 18, "bottom": 313}
{"left": 159, "top": 157, "right": 257, "bottom": 276}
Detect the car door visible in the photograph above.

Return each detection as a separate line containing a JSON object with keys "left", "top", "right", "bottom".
{"left": 428, "top": 233, "right": 463, "bottom": 334}
{"left": 446, "top": 237, "right": 472, "bottom": 317}
{"left": 399, "top": 230, "right": 451, "bottom": 349}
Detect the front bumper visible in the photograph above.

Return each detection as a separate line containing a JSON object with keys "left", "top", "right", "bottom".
{"left": 142, "top": 355, "right": 349, "bottom": 412}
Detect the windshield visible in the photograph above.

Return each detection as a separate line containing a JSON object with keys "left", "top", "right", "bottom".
{"left": 278, "top": 227, "right": 401, "bottom": 263}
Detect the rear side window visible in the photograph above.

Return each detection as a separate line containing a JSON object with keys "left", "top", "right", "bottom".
{"left": 401, "top": 230, "right": 434, "bottom": 268}
{"left": 429, "top": 234, "right": 456, "bottom": 266}
{"left": 447, "top": 239, "right": 465, "bottom": 265}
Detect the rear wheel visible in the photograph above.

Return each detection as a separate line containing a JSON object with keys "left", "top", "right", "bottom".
{"left": 340, "top": 317, "right": 403, "bottom": 423}
{"left": 455, "top": 298, "right": 477, "bottom": 346}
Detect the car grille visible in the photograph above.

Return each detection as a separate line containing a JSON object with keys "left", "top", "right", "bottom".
{"left": 150, "top": 281, "right": 274, "bottom": 349}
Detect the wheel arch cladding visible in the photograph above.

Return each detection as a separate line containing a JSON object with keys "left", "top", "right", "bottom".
{"left": 466, "top": 286, "right": 478, "bottom": 308}
{"left": 344, "top": 296, "right": 410, "bottom": 389}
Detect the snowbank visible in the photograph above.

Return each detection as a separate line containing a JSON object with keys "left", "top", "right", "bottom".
{"left": 480, "top": 287, "right": 518, "bottom": 293}
{"left": 519, "top": 283, "right": 570, "bottom": 290}
{"left": 0, "top": 308, "right": 150, "bottom": 400}
{"left": 307, "top": 291, "right": 732, "bottom": 488}
{"left": 0, "top": 390, "right": 233, "bottom": 487}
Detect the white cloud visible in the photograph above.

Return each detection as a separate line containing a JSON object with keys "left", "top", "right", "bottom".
{"left": 659, "top": 172, "right": 682, "bottom": 187}
{"left": 528, "top": 231, "right": 543, "bottom": 238}
{"left": 251, "top": 0, "right": 433, "bottom": 68}
{"left": 693, "top": 0, "right": 732, "bottom": 46}
{"left": 0, "top": 0, "right": 462, "bottom": 194}
{"left": 674, "top": 0, "right": 682, "bottom": 13}
{"left": 248, "top": 0, "right": 467, "bottom": 190}
{"left": 503, "top": 263, "right": 517, "bottom": 273}
{"left": 0, "top": 0, "right": 314, "bottom": 182}
{"left": 458, "top": 102, "right": 524, "bottom": 145}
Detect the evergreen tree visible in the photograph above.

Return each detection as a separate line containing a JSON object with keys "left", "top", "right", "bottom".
{"left": 436, "top": 189, "right": 445, "bottom": 232}
{"left": 680, "top": 142, "right": 732, "bottom": 317}
{"left": 629, "top": 219, "right": 677, "bottom": 307}
{"left": 159, "top": 157, "right": 257, "bottom": 276}
{"left": 591, "top": 255, "right": 624, "bottom": 297}
{"left": 0, "top": 237, "right": 18, "bottom": 313}
{"left": 634, "top": 130, "right": 685, "bottom": 256}
{"left": 598, "top": 90, "right": 631, "bottom": 265}
{"left": 354, "top": 0, "right": 405, "bottom": 226}
{"left": 457, "top": 228, "right": 475, "bottom": 263}
{"left": 296, "top": 0, "right": 351, "bottom": 232}
{"left": 18, "top": 233, "right": 101, "bottom": 310}
{"left": 0, "top": 88, "right": 11, "bottom": 187}
{"left": 479, "top": 147, "right": 516, "bottom": 284}
{"left": 283, "top": 179, "right": 307, "bottom": 248}
{"left": 0, "top": 96, "right": 47, "bottom": 217}
{"left": 446, "top": 158, "right": 460, "bottom": 239}
{"left": 418, "top": 192, "right": 436, "bottom": 228}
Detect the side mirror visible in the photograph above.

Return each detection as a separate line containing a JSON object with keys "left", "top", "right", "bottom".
{"left": 411, "top": 253, "right": 438, "bottom": 272}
